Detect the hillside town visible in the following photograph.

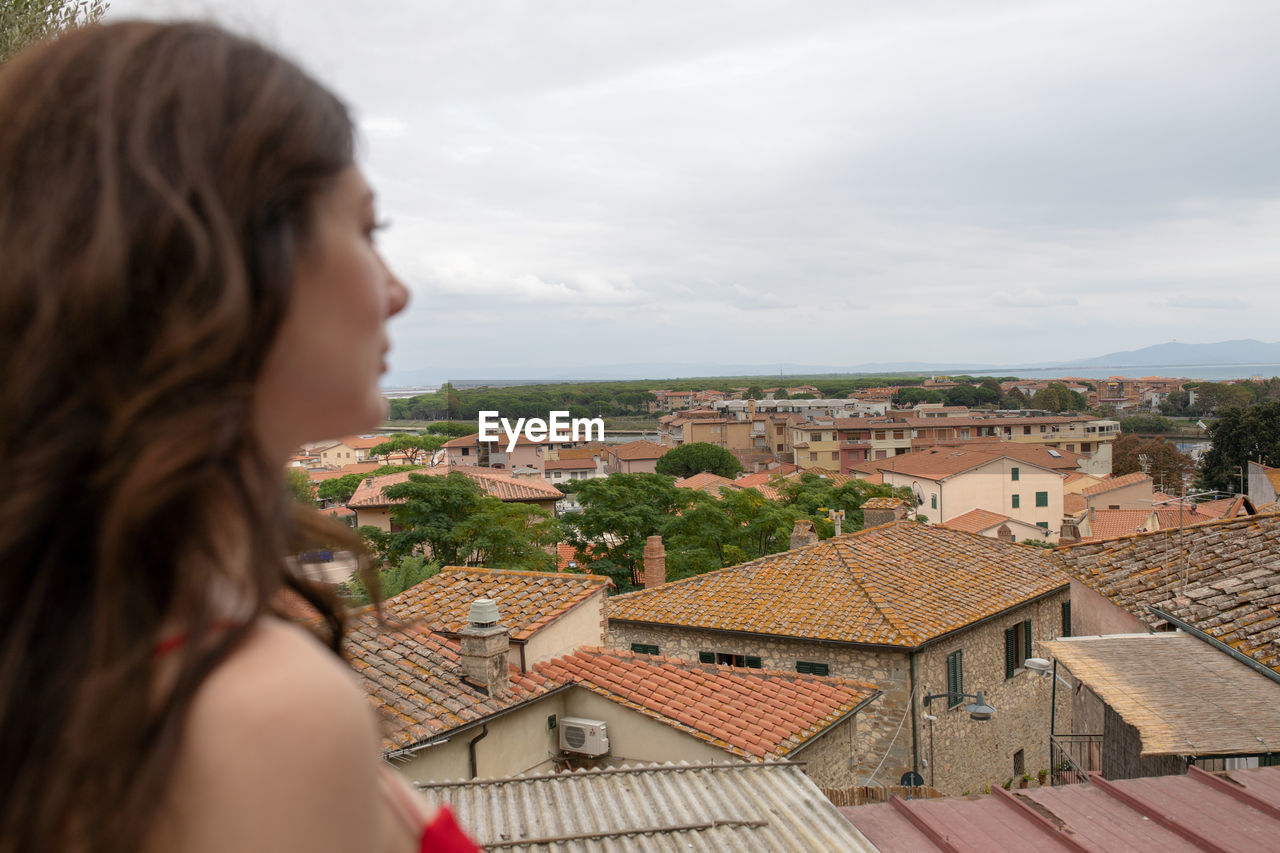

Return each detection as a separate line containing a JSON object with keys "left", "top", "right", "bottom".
{"left": 284, "top": 373, "right": 1280, "bottom": 848}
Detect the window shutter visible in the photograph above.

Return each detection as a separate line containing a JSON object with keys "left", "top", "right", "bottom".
{"left": 1024, "top": 619, "right": 1033, "bottom": 660}
{"left": 1005, "top": 626, "right": 1017, "bottom": 679}
{"left": 1012, "top": 494, "right": 1020, "bottom": 509}
{"left": 796, "top": 661, "right": 811, "bottom": 674}
{"left": 698, "top": 651, "right": 715, "bottom": 664}
{"left": 745, "top": 656, "right": 762, "bottom": 669}
{"left": 813, "top": 663, "right": 829, "bottom": 676}
{"left": 1062, "top": 602, "right": 1072, "bottom": 638}
{"left": 1011, "top": 467, "right": 1019, "bottom": 481}
{"left": 947, "top": 650, "right": 963, "bottom": 707}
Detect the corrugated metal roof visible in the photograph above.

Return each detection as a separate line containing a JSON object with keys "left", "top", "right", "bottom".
{"left": 843, "top": 765, "right": 1280, "bottom": 852}
{"left": 416, "top": 761, "right": 878, "bottom": 852}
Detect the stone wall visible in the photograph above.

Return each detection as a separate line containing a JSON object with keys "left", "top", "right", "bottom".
{"left": 606, "top": 622, "right": 911, "bottom": 786}
{"left": 913, "top": 590, "right": 1073, "bottom": 794}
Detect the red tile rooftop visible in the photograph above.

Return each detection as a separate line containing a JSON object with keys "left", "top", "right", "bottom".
{"left": 534, "top": 648, "right": 879, "bottom": 759}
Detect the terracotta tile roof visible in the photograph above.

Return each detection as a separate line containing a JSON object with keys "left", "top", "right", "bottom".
{"left": 346, "top": 611, "right": 563, "bottom": 751}
{"left": 555, "top": 542, "right": 601, "bottom": 572}
{"left": 968, "top": 442, "right": 1085, "bottom": 471}
{"left": 784, "top": 468, "right": 851, "bottom": 485}
{"left": 753, "top": 485, "right": 783, "bottom": 501}
{"left": 341, "top": 435, "right": 386, "bottom": 450}
{"left": 872, "top": 447, "right": 1060, "bottom": 482}
{"left": 735, "top": 471, "right": 785, "bottom": 488}
{"left": 942, "top": 508, "right": 1012, "bottom": 534}
{"left": 543, "top": 457, "right": 597, "bottom": 471}
{"left": 1050, "top": 514, "right": 1280, "bottom": 673}
{"left": 319, "top": 505, "right": 355, "bottom": 519}
{"left": 1194, "top": 496, "right": 1252, "bottom": 519}
{"left": 535, "top": 648, "right": 879, "bottom": 759}
{"left": 1080, "top": 471, "right": 1151, "bottom": 496}
{"left": 609, "top": 522, "right": 1067, "bottom": 648}
{"left": 1063, "top": 493, "right": 1086, "bottom": 515}
{"left": 1044, "top": 633, "right": 1280, "bottom": 756}
{"left": 348, "top": 467, "right": 562, "bottom": 507}
{"left": 674, "top": 472, "right": 738, "bottom": 496}
{"left": 861, "top": 497, "right": 906, "bottom": 510}
{"left": 1063, "top": 472, "right": 1094, "bottom": 485}
{"left": 385, "top": 567, "right": 609, "bottom": 642}
{"left": 1082, "top": 509, "right": 1157, "bottom": 542}
{"left": 1153, "top": 508, "right": 1218, "bottom": 528}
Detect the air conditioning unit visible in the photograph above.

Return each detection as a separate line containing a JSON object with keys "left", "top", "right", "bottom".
{"left": 559, "top": 717, "right": 610, "bottom": 757}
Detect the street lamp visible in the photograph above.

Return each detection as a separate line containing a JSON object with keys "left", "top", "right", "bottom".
{"left": 923, "top": 690, "right": 995, "bottom": 721}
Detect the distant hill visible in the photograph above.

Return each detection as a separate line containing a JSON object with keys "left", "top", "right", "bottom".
{"left": 383, "top": 340, "right": 1280, "bottom": 387}
{"left": 1061, "top": 339, "right": 1280, "bottom": 368}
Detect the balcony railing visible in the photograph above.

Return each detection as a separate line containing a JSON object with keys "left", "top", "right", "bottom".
{"left": 1051, "top": 734, "right": 1101, "bottom": 786}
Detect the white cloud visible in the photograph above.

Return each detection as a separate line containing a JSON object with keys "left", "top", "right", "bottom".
{"left": 104, "top": 0, "right": 1280, "bottom": 375}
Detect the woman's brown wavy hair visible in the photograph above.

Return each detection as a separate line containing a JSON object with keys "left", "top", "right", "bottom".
{"left": 0, "top": 21, "right": 367, "bottom": 852}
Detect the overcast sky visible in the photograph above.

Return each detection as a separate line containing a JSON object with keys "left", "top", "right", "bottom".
{"left": 107, "top": 1, "right": 1280, "bottom": 382}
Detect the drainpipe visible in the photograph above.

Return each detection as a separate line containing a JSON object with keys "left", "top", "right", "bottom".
{"left": 467, "top": 724, "right": 489, "bottom": 779}
{"left": 909, "top": 651, "right": 920, "bottom": 776}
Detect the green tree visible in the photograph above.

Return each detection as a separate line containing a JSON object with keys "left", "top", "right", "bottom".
{"left": 316, "top": 464, "right": 423, "bottom": 505}
{"left": 562, "top": 474, "right": 694, "bottom": 590}
{"left": 1119, "top": 414, "right": 1176, "bottom": 434}
{"left": 2, "top": 0, "right": 106, "bottom": 64}
{"left": 1032, "top": 382, "right": 1085, "bottom": 412}
{"left": 426, "top": 421, "right": 476, "bottom": 437}
{"left": 370, "top": 432, "right": 445, "bottom": 464}
{"left": 1111, "top": 433, "right": 1197, "bottom": 493}
{"left": 341, "top": 555, "right": 442, "bottom": 605}
{"left": 381, "top": 472, "right": 559, "bottom": 570}
{"left": 285, "top": 468, "right": 315, "bottom": 504}
{"left": 654, "top": 442, "right": 743, "bottom": 479}
{"left": 1199, "top": 401, "right": 1280, "bottom": 492}
{"left": 746, "top": 385, "right": 765, "bottom": 399}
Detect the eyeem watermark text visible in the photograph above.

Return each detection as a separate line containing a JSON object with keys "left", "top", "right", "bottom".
{"left": 478, "top": 411, "right": 605, "bottom": 452}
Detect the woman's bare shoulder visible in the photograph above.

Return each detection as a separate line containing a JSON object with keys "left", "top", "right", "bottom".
{"left": 149, "top": 618, "right": 389, "bottom": 853}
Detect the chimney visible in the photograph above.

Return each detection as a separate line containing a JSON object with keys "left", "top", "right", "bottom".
{"left": 829, "top": 509, "right": 846, "bottom": 537}
{"left": 862, "top": 497, "right": 909, "bottom": 528}
{"left": 997, "top": 523, "right": 1014, "bottom": 543}
{"left": 643, "top": 535, "right": 666, "bottom": 588}
{"left": 459, "top": 598, "right": 510, "bottom": 696}
{"left": 1059, "top": 517, "right": 1081, "bottom": 545}
{"left": 790, "top": 519, "right": 819, "bottom": 550}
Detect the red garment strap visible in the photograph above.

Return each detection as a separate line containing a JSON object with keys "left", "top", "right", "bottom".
{"left": 153, "top": 620, "right": 245, "bottom": 658}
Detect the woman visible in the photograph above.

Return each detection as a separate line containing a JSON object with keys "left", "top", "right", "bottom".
{"left": 0, "top": 21, "right": 475, "bottom": 852}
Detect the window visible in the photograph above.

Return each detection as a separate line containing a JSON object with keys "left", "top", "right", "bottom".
{"left": 1035, "top": 491, "right": 1048, "bottom": 507}
{"left": 1081, "top": 442, "right": 1092, "bottom": 452}
{"left": 631, "top": 643, "right": 660, "bottom": 655}
{"left": 1011, "top": 494, "right": 1020, "bottom": 509}
{"left": 1011, "top": 467, "right": 1019, "bottom": 481}
{"left": 875, "top": 431, "right": 886, "bottom": 440}
{"left": 1023, "top": 426, "right": 1031, "bottom": 435}
{"left": 812, "top": 432, "right": 823, "bottom": 442}
{"left": 1036, "top": 521, "right": 1049, "bottom": 530}
{"left": 930, "top": 493, "right": 937, "bottom": 509}
{"left": 1005, "top": 620, "right": 1032, "bottom": 678}
{"left": 796, "top": 661, "right": 830, "bottom": 676}
{"left": 1061, "top": 601, "right": 1071, "bottom": 637}
{"left": 831, "top": 452, "right": 839, "bottom": 461}
{"left": 1013, "top": 749, "right": 1025, "bottom": 777}
{"left": 893, "top": 430, "right": 905, "bottom": 440}
{"left": 809, "top": 452, "right": 818, "bottom": 462}
{"left": 946, "top": 650, "right": 963, "bottom": 708}
{"left": 701, "top": 651, "right": 761, "bottom": 668}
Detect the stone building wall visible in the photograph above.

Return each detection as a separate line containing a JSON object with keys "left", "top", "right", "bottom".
{"left": 913, "top": 590, "right": 1072, "bottom": 794}
{"left": 606, "top": 622, "right": 911, "bottom": 786}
